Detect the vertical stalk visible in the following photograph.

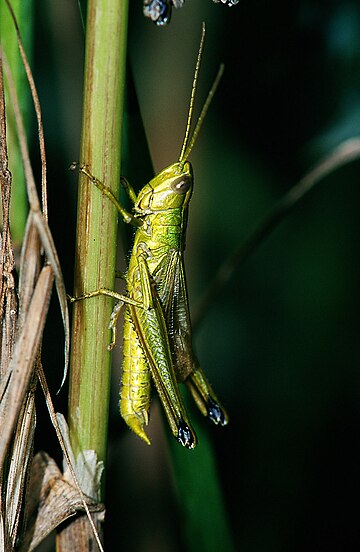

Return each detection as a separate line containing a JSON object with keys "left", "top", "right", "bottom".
{"left": 59, "top": 1, "right": 128, "bottom": 547}
{"left": 68, "top": 0, "right": 128, "bottom": 488}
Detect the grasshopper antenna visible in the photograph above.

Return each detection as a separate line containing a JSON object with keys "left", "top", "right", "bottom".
{"left": 179, "top": 22, "right": 224, "bottom": 164}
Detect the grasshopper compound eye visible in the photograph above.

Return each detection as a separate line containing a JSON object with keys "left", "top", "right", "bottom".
{"left": 171, "top": 176, "right": 192, "bottom": 195}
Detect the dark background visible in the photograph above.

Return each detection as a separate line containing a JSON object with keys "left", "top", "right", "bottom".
{"left": 33, "top": 1, "right": 359, "bottom": 550}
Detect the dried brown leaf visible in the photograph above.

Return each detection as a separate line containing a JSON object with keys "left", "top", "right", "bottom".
{"left": 21, "top": 452, "right": 104, "bottom": 552}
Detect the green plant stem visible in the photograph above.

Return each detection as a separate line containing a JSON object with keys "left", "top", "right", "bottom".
{"left": 68, "top": 0, "right": 129, "bottom": 497}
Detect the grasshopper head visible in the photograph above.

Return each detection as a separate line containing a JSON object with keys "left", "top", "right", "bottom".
{"left": 136, "top": 161, "right": 193, "bottom": 212}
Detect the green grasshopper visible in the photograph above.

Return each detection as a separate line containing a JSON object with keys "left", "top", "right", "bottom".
{"left": 70, "top": 24, "right": 228, "bottom": 448}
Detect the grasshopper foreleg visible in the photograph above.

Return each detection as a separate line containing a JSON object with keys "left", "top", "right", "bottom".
{"left": 70, "top": 163, "right": 142, "bottom": 227}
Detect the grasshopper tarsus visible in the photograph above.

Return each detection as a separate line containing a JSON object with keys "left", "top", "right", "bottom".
{"left": 186, "top": 369, "right": 229, "bottom": 427}
{"left": 177, "top": 420, "right": 197, "bottom": 449}
{"left": 207, "top": 397, "right": 229, "bottom": 427}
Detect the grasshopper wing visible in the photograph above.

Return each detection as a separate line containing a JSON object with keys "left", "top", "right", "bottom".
{"left": 154, "top": 250, "right": 194, "bottom": 382}
{"left": 154, "top": 251, "right": 229, "bottom": 426}
{"left": 129, "top": 255, "right": 197, "bottom": 448}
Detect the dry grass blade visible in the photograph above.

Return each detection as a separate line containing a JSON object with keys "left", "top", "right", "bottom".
{"left": 5, "top": 392, "right": 36, "bottom": 548}
{"left": 0, "top": 254, "right": 52, "bottom": 549}
{"left": 0, "top": 55, "right": 17, "bottom": 383}
{"left": 2, "top": 47, "right": 69, "bottom": 385}
{"left": 0, "top": 51, "right": 21, "bottom": 551}
{"left": 0, "top": 264, "right": 54, "bottom": 465}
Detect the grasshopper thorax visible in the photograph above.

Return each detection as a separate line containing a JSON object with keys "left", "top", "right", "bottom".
{"left": 135, "top": 161, "right": 193, "bottom": 213}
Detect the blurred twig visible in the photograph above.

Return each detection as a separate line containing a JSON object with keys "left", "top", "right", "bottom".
{"left": 193, "top": 137, "right": 360, "bottom": 329}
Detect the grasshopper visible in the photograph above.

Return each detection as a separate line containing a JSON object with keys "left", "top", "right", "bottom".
{"left": 70, "top": 24, "right": 228, "bottom": 448}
